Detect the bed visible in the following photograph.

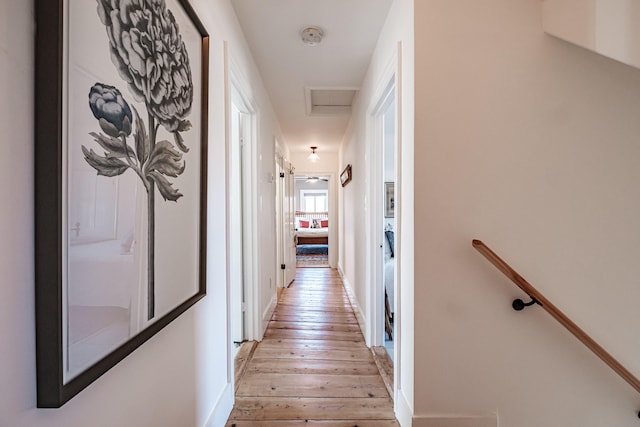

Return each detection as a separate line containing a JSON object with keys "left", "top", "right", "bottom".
{"left": 68, "top": 239, "right": 135, "bottom": 309}
{"left": 66, "top": 238, "right": 137, "bottom": 376}
{"left": 384, "top": 229, "right": 395, "bottom": 340}
{"left": 295, "top": 211, "right": 329, "bottom": 245}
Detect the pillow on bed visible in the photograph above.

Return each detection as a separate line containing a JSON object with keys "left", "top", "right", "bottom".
{"left": 299, "top": 219, "right": 310, "bottom": 228}
{"left": 312, "top": 219, "right": 321, "bottom": 228}
{"left": 120, "top": 228, "right": 135, "bottom": 254}
{"left": 321, "top": 219, "right": 328, "bottom": 228}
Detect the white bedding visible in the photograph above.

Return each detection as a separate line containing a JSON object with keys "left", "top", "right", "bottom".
{"left": 68, "top": 239, "right": 135, "bottom": 308}
{"left": 296, "top": 227, "right": 329, "bottom": 238}
{"left": 66, "top": 239, "right": 136, "bottom": 379}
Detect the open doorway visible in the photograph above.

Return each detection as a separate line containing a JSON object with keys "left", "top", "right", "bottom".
{"left": 381, "top": 88, "right": 396, "bottom": 361}
{"left": 367, "top": 60, "right": 398, "bottom": 367}
{"left": 295, "top": 175, "right": 330, "bottom": 268}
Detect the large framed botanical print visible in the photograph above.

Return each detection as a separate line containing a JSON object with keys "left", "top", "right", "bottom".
{"left": 35, "top": 0, "right": 209, "bottom": 407}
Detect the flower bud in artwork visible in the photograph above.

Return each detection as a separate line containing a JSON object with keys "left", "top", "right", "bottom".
{"left": 88, "top": 83, "right": 133, "bottom": 138}
{"left": 96, "top": 0, "right": 194, "bottom": 135}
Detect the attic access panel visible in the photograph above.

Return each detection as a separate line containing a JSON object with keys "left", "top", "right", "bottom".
{"left": 305, "top": 88, "right": 359, "bottom": 115}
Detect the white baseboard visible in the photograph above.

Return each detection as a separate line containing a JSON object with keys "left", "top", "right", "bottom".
{"left": 340, "top": 273, "right": 367, "bottom": 334}
{"left": 263, "top": 293, "right": 277, "bottom": 322}
{"left": 204, "top": 382, "right": 234, "bottom": 427}
{"left": 393, "top": 389, "right": 497, "bottom": 427}
{"left": 255, "top": 293, "right": 278, "bottom": 339}
{"left": 337, "top": 262, "right": 345, "bottom": 277}
{"left": 413, "top": 414, "right": 498, "bottom": 427}
{"left": 395, "top": 388, "right": 413, "bottom": 427}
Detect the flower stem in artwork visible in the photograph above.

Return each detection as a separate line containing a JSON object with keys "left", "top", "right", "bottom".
{"left": 83, "top": 0, "right": 195, "bottom": 321}
{"left": 147, "top": 114, "right": 157, "bottom": 320}
{"left": 83, "top": 84, "right": 189, "bottom": 321}
{"left": 147, "top": 178, "right": 156, "bottom": 319}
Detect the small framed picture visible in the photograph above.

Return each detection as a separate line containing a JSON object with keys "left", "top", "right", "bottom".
{"left": 340, "top": 164, "right": 352, "bottom": 187}
{"left": 385, "top": 182, "right": 395, "bottom": 218}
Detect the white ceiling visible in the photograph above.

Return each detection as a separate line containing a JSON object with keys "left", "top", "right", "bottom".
{"left": 231, "top": 0, "right": 393, "bottom": 155}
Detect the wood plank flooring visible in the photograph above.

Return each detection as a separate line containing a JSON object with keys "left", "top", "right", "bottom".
{"left": 226, "top": 268, "right": 398, "bottom": 426}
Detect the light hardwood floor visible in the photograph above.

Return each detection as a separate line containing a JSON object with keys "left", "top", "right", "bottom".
{"left": 226, "top": 267, "right": 399, "bottom": 426}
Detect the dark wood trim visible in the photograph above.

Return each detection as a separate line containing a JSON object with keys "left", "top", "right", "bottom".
{"left": 34, "top": 0, "right": 65, "bottom": 407}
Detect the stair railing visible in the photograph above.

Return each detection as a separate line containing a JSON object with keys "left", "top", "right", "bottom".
{"left": 472, "top": 239, "right": 640, "bottom": 398}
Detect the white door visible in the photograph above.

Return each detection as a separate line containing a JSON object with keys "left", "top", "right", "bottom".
{"left": 276, "top": 153, "right": 284, "bottom": 288}
{"left": 283, "top": 162, "right": 297, "bottom": 286}
{"left": 275, "top": 153, "right": 296, "bottom": 287}
{"left": 275, "top": 157, "right": 296, "bottom": 287}
{"left": 229, "top": 104, "right": 245, "bottom": 344}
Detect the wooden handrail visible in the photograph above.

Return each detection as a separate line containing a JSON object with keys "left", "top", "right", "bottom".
{"left": 472, "top": 239, "right": 640, "bottom": 394}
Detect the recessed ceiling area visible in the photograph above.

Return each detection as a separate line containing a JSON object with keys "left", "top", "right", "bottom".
{"left": 305, "top": 88, "right": 358, "bottom": 116}
{"left": 231, "top": 0, "right": 393, "bottom": 154}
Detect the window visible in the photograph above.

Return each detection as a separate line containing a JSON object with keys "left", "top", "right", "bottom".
{"left": 300, "top": 190, "right": 328, "bottom": 212}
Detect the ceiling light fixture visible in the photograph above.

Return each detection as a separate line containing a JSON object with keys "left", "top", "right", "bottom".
{"left": 308, "top": 146, "right": 320, "bottom": 162}
{"left": 300, "top": 26, "right": 324, "bottom": 46}
{"left": 306, "top": 176, "right": 328, "bottom": 183}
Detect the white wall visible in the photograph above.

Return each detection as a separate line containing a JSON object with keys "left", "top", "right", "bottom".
{"left": 0, "top": 0, "right": 281, "bottom": 426}
{"left": 295, "top": 178, "right": 329, "bottom": 212}
{"left": 543, "top": 0, "right": 640, "bottom": 70}
{"left": 339, "top": 0, "right": 414, "bottom": 424}
{"left": 414, "top": 0, "right": 640, "bottom": 425}
{"left": 289, "top": 150, "right": 339, "bottom": 175}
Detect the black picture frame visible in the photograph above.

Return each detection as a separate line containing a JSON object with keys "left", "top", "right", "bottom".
{"left": 384, "top": 182, "right": 395, "bottom": 218}
{"left": 35, "top": 0, "right": 209, "bottom": 407}
{"left": 340, "top": 164, "right": 352, "bottom": 187}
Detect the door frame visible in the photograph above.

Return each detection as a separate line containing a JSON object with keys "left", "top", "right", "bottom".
{"left": 367, "top": 60, "right": 397, "bottom": 347}
{"left": 366, "top": 44, "right": 402, "bottom": 402}
{"left": 225, "top": 44, "right": 260, "bottom": 353}
{"left": 294, "top": 171, "right": 338, "bottom": 268}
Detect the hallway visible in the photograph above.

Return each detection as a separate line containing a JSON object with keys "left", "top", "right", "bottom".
{"left": 226, "top": 268, "right": 398, "bottom": 426}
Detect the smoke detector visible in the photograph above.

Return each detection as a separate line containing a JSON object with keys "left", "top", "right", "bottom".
{"left": 300, "top": 26, "right": 324, "bottom": 46}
